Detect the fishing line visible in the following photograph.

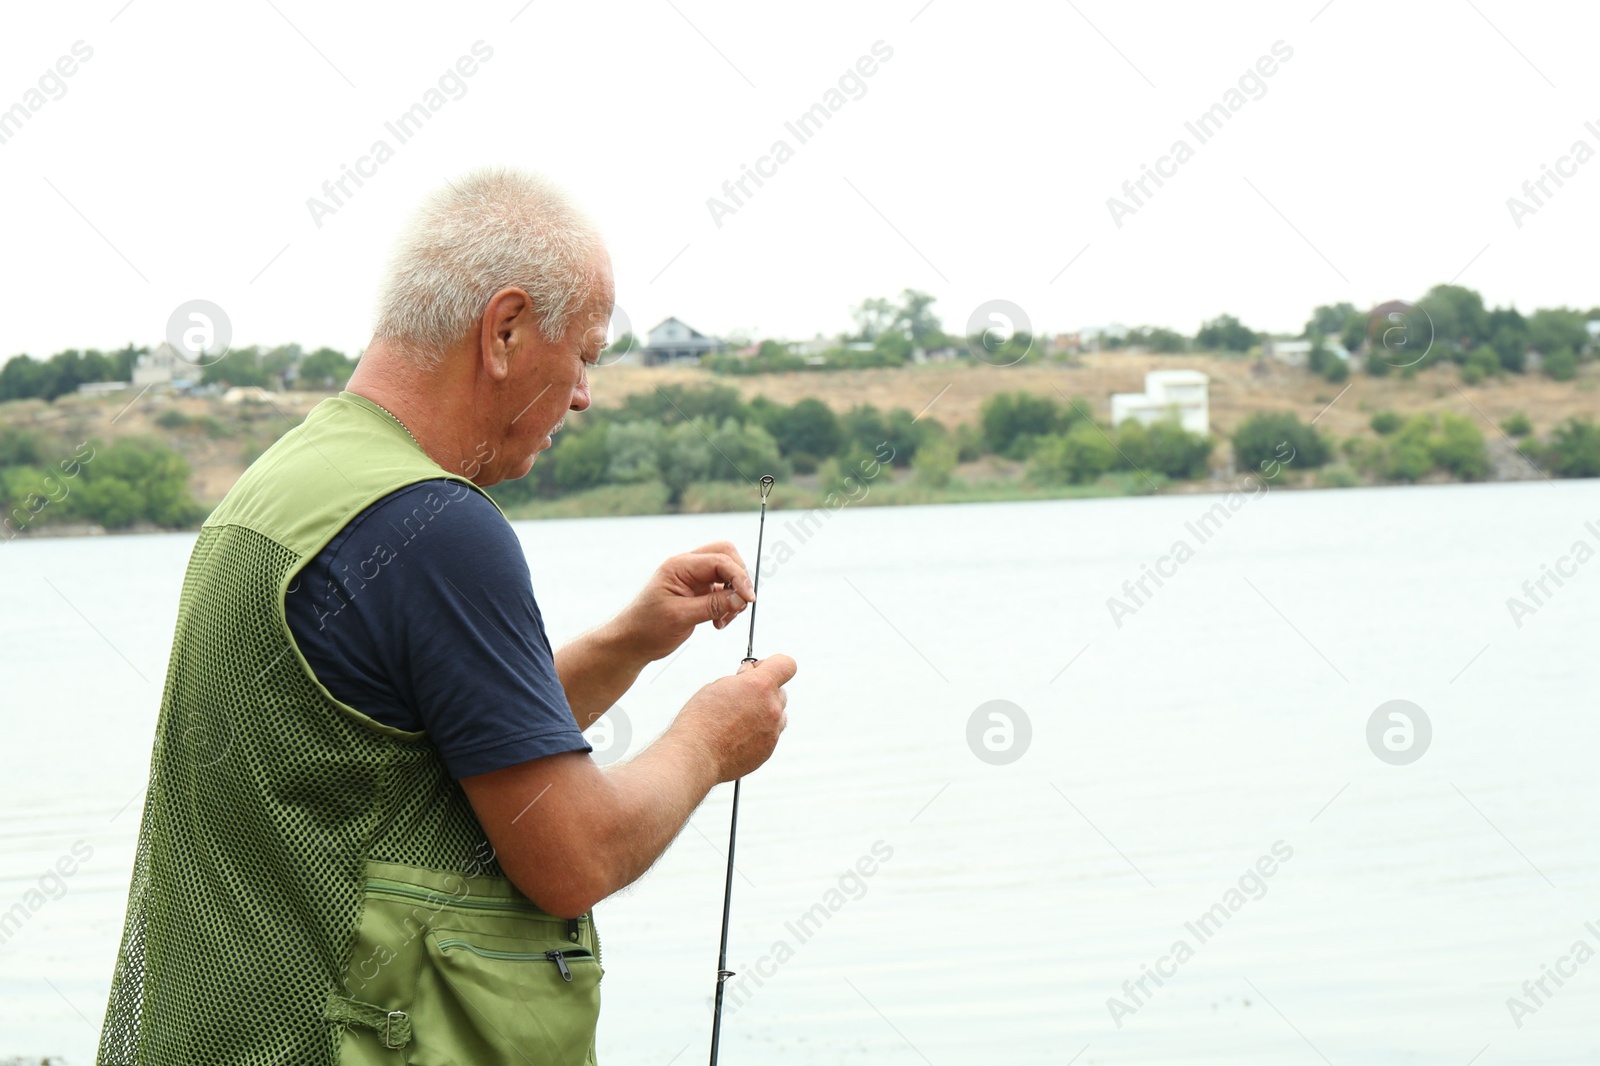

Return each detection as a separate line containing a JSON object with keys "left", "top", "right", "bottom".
{"left": 709, "top": 472, "right": 774, "bottom": 1066}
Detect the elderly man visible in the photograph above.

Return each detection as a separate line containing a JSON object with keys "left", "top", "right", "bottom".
{"left": 96, "top": 169, "right": 795, "bottom": 1066}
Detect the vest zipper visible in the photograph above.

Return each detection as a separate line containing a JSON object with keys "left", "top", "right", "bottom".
{"left": 365, "top": 877, "right": 546, "bottom": 914}
{"left": 432, "top": 937, "right": 592, "bottom": 983}
{"left": 366, "top": 878, "right": 600, "bottom": 970}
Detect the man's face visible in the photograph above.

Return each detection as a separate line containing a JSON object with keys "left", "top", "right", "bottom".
{"left": 488, "top": 254, "right": 614, "bottom": 484}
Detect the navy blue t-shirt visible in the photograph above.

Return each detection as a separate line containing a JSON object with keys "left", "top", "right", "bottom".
{"left": 284, "top": 478, "right": 591, "bottom": 779}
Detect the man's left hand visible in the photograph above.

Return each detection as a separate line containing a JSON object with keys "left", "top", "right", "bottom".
{"left": 613, "top": 541, "right": 754, "bottom": 663}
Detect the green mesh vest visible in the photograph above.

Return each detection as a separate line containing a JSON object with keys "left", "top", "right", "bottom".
{"left": 98, "top": 392, "right": 603, "bottom": 1066}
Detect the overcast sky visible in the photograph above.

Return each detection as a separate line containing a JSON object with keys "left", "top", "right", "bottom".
{"left": 2, "top": 0, "right": 1597, "bottom": 360}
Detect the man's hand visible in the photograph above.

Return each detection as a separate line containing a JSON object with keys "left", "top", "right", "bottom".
{"left": 612, "top": 541, "right": 755, "bottom": 663}
{"left": 461, "top": 652, "right": 798, "bottom": 918}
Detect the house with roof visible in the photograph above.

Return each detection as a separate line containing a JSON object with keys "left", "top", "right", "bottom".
{"left": 1110, "top": 369, "right": 1209, "bottom": 435}
{"left": 641, "top": 317, "right": 727, "bottom": 366}
{"left": 131, "top": 342, "right": 203, "bottom": 389}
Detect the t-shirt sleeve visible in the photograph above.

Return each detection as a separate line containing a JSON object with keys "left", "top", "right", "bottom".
{"left": 285, "top": 478, "right": 591, "bottom": 779}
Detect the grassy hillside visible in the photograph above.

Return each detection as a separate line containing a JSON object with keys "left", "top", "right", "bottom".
{"left": 2, "top": 352, "right": 1594, "bottom": 523}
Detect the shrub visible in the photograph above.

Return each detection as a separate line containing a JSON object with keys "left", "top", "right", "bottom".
{"left": 1115, "top": 420, "right": 1212, "bottom": 479}
{"left": 953, "top": 423, "right": 984, "bottom": 462}
{"left": 1231, "top": 412, "right": 1330, "bottom": 476}
{"left": 1544, "top": 348, "right": 1578, "bottom": 381}
{"left": 1315, "top": 464, "right": 1359, "bottom": 489}
{"left": 155, "top": 409, "right": 191, "bottom": 429}
{"left": 912, "top": 436, "right": 958, "bottom": 489}
{"left": 1430, "top": 413, "right": 1489, "bottom": 480}
{"left": 1028, "top": 423, "right": 1117, "bottom": 485}
{"left": 1500, "top": 411, "right": 1533, "bottom": 437}
{"left": 1463, "top": 345, "right": 1500, "bottom": 383}
{"left": 981, "top": 392, "right": 1062, "bottom": 458}
{"left": 0, "top": 427, "right": 43, "bottom": 466}
{"left": 705, "top": 418, "right": 785, "bottom": 483}
{"left": 1369, "top": 411, "right": 1402, "bottom": 435}
{"left": 1544, "top": 417, "right": 1600, "bottom": 477}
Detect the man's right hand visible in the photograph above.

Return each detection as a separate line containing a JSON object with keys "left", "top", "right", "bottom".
{"left": 678, "top": 654, "right": 797, "bottom": 783}
{"left": 462, "top": 651, "right": 797, "bottom": 918}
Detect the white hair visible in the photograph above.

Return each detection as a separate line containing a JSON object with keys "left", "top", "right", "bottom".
{"left": 372, "top": 168, "right": 604, "bottom": 366}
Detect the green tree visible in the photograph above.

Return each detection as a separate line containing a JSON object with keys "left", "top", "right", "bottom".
{"left": 1527, "top": 308, "right": 1589, "bottom": 357}
{"left": 0, "top": 354, "right": 52, "bottom": 401}
{"left": 620, "top": 383, "right": 744, "bottom": 426}
{"left": 1126, "top": 326, "right": 1188, "bottom": 353}
{"left": 1339, "top": 310, "right": 1367, "bottom": 355}
{"left": 980, "top": 392, "right": 1075, "bottom": 458}
{"left": 202, "top": 348, "right": 271, "bottom": 388}
{"left": 1486, "top": 306, "right": 1528, "bottom": 372}
{"left": 298, "top": 347, "right": 357, "bottom": 389}
{"left": 851, "top": 297, "right": 897, "bottom": 341}
{"left": 548, "top": 424, "right": 611, "bottom": 492}
{"left": 705, "top": 418, "right": 784, "bottom": 483}
{"left": 606, "top": 422, "right": 663, "bottom": 483}
{"left": 606, "top": 332, "right": 641, "bottom": 358}
{"left": 768, "top": 398, "right": 842, "bottom": 460}
{"left": 1195, "top": 314, "right": 1258, "bottom": 353}
{"left": 659, "top": 422, "right": 714, "bottom": 503}
{"left": 841, "top": 404, "right": 889, "bottom": 454}
{"left": 64, "top": 438, "right": 202, "bottom": 529}
{"left": 1304, "top": 302, "right": 1357, "bottom": 339}
{"left": 261, "top": 344, "right": 302, "bottom": 384}
{"left": 1543, "top": 348, "right": 1578, "bottom": 381}
{"left": 894, "top": 289, "right": 943, "bottom": 347}
{"left": 1416, "top": 284, "right": 1489, "bottom": 356}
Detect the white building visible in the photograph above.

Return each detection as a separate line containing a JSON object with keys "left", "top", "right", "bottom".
{"left": 1266, "top": 337, "right": 1350, "bottom": 367}
{"left": 1110, "top": 370, "right": 1209, "bottom": 435}
{"left": 640, "top": 317, "right": 726, "bottom": 366}
{"left": 131, "top": 342, "right": 203, "bottom": 388}
{"left": 1078, "top": 323, "right": 1128, "bottom": 351}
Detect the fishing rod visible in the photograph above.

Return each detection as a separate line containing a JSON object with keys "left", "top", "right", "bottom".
{"left": 709, "top": 473, "right": 775, "bottom": 1066}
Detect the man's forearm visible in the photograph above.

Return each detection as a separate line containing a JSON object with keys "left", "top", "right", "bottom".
{"left": 554, "top": 621, "right": 651, "bottom": 729}
{"left": 585, "top": 723, "right": 720, "bottom": 901}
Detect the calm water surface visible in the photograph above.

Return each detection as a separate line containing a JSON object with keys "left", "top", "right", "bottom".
{"left": 2, "top": 480, "right": 1598, "bottom": 1063}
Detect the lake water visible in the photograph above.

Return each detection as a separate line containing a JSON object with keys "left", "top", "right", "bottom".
{"left": 2, "top": 480, "right": 1598, "bottom": 1064}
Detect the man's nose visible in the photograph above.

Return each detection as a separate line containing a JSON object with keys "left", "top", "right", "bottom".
{"left": 569, "top": 376, "right": 591, "bottom": 412}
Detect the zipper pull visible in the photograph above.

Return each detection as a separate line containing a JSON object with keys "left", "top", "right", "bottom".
{"left": 546, "top": 949, "right": 573, "bottom": 982}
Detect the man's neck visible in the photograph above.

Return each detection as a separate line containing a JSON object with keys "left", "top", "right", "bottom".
{"left": 347, "top": 342, "right": 477, "bottom": 476}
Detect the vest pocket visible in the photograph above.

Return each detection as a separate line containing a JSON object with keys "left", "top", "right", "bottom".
{"left": 408, "top": 928, "right": 603, "bottom": 1066}
{"left": 329, "top": 861, "right": 601, "bottom": 1066}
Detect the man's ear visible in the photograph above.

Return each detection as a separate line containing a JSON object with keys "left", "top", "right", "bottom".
{"left": 480, "top": 287, "right": 533, "bottom": 383}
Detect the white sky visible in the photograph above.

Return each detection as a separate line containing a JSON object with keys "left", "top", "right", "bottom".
{"left": 2, "top": 0, "right": 1597, "bottom": 360}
